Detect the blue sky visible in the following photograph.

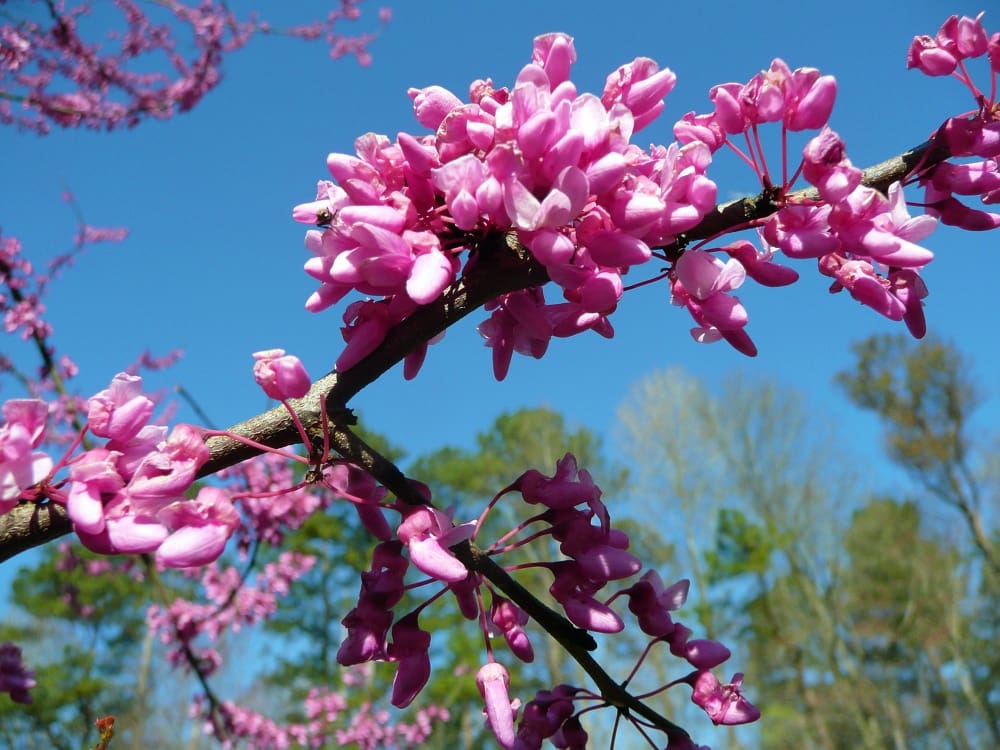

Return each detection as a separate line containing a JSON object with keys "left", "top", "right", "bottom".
{"left": 2, "top": 0, "right": 998, "bottom": 531}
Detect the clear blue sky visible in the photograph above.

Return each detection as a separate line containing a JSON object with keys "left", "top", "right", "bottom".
{"left": 2, "top": 0, "right": 997, "bottom": 519}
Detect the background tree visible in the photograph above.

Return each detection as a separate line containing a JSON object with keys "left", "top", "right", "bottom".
{"left": 0, "top": 544, "right": 194, "bottom": 749}
{"left": 617, "top": 359, "right": 1000, "bottom": 749}
{"left": 837, "top": 334, "right": 999, "bottom": 573}
{"left": 837, "top": 334, "right": 1000, "bottom": 746}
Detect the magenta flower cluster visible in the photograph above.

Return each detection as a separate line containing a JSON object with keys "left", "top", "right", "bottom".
{"left": 907, "top": 14, "right": 1000, "bottom": 233}
{"left": 294, "top": 33, "right": 720, "bottom": 379}
{"left": 0, "top": 373, "right": 240, "bottom": 568}
{"left": 333, "top": 452, "right": 758, "bottom": 748}
{"left": 287, "top": 24, "right": 999, "bottom": 375}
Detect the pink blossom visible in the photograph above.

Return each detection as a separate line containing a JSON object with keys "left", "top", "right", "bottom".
{"left": 602, "top": 57, "right": 676, "bottom": 132}
{"left": 155, "top": 486, "right": 240, "bottom": 567}
{"left": 723, "top": 240, "right": 798, "bottom": 287}
{"left": 830, "top": 183, "right": 936, "bottom": 267}
{"left": 478, "top": 289, "right": 553, "bottom": 381}
{"left": 707, "top": 59, "right": 835, "bottom": 135}
{"left": 66, "top": 448, "right": 124, "bottom": 534}
{"left": 336, "top": 299, "right": 392, "bottom": 372}
{"left": 0, "top": 399, "right": 53, "bottom": 512}
{"left": 623, "top": 572, "right": 689, "bottom": 637}
{"left": 762, "top": 203, "right": 840, "bottom": 260}
{"left": 397, "top": 506, "right": 474, "bottom": 583}
{"left": 409, "top": 85, "right": 464, "bottom": 130}
{"left": 673, "top": 110, "right": 726, "bottom": 151}
{"left": 801, "top": 127, "right": 861, "bottom": 203}
{"left": 127, "top": 423, "right": 210, "bottom": 507}
{"left": 477, "top": 662, "right": 517, "bottom": 749}
{"left": 516, "top": 685, "right": 580, "bottom": 748}
{"left": 940, "top": 114, "right": 1000, "bottom": 159}
{"left": 819, "top": 254, "right": 905, "bottom": 321}
{"left": 889, "top": 268, "right": 930, "bottom": 338}
{"left": 548, "top": 561, "right": 624, "bottom": 633}
{"left": 517, "top": 453, "right": 603, "bottom": 515}
{"left": 491, "top": 598, "right": 535, "bottom": 663}
{"left": 672, "top": 248, "right": 755, "bottom": 355}
{"left": 503, "top": 166, "right": 590, "bottom": 232}
{"left": 684, "top": 639, "right": 732, "bottom": 670}
{"left": 782, "top": 65, "right": 837, "bottom": 131}
{"left": 689, "top": 672, "right": 761, "bottom": 726}
{"left": 552, "top": 715, "right": 588, "bottom": 749}
{"left": 531, "top": 33, "right": 577, "bottom": 88}
{"left": 557, "top": 515, "right": 640, "bottom": 582}
{"left": 387, "top": 614, "right": 432, "bottom": 708}
{"left": 86, "top": 373, "right": 154, "bottom": 441}
{"left": 431, "top": 154, "right": 489, "bottom": 230}
{"left": 252, "top": 349, "right": 311, "bottom": 400}
{"left": 338, "top": 602, "right": 393, "bottom": 665}
{"left": 923, "top": 173, "right": 1000, "bottom": 231}
{"left": 907, "top": 36, "right": 960, "bottom": 76}
{"left": 908, "top": 14, "right": 989, "bottom": 77}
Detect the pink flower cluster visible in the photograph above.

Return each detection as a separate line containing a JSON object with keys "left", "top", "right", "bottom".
{"left": 225, "top": 453, "right": 326, "bottom": 550}
{"left": 147, "top": 551, "right": 316, "bottom": 674}
{"left": 1, "top": 231, "right": 53, "bottom": 344}
{"left": 767, "top": 149, "right": 936, "bottom": 337}
{"left": 333, "top": 453, "right": 757, "bottom": 748}
{"left": 907, "top": 14, "right": 1000, "bottom": 233}
{"left": 295, "top": 33, "right": 718, "bottom": 379}
{"left": 0, "top": 399, "right": 53, "bottom": 513}
{"left": 194, "top": 686, "right": 447, "bottom": 750}
{"left": 63, "top": 373, "right": 238, "bottom": 567}
{"left": 671, "top": 55, "right": 942, "bottom": 345}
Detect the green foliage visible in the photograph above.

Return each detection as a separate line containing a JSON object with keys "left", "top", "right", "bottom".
{"left": 0, "top": 544, "right": 167, "bottom": 750}
{"left": 838, "top": 333, "right": 979, "bottom": 474}
{"left": 411, "top": 406, "right": 627, "bottom": 502}
{"left": 705, "top": 507, "right": 776, "bottom": 581}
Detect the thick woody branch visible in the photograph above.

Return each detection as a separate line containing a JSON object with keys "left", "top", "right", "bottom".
{"left": 0, "top": 502, "right": 72, "bottom": 563}
{"left": 0, "top": 136, "right": 953, "bottom": 562}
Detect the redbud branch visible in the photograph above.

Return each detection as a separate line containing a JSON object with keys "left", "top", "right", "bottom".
{"left": 0, "top": 259, "right": 65, "bottom": 403}
{"left": 464, "top": 543, "right": 690, "bottom": 737}
{"left": 325, "top": 420, "right": 691, "bottom": 738}
{"left": 0, "top": 137, "right": 954, "bottom": 564}
{"left": 681, "top": 136, "right": 946, "bottom": 246}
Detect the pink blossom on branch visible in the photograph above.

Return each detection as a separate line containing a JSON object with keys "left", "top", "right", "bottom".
{"left": 477, "top": 662, "right": 517, "bottom": 749}
{"left": 251, "top": 349, "right": 311, "bottom": 401}
{"left": 0, "top": 398, "right": 53, "bottom": 513}
{"left": 296, "top": 32, "right": 722, "bottom": 377}
{"left": 687, "top": 671, "right": 761, "bottom": 726}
